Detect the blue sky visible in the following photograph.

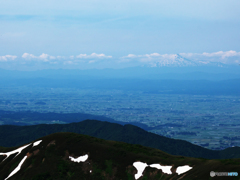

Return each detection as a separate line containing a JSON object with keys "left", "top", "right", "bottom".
{"left": 0, "top": 0, "right": 240, "bottom": 70}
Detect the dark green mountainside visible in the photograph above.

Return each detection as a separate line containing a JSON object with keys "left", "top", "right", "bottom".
{"left": 0, "top": 120, "right": 240, "bottom": 159}
{"left": 0, "top": 110, "right": 149, "bottom": 130}
{"left": 1, "top": 132, "right": 240, "bottom": 180}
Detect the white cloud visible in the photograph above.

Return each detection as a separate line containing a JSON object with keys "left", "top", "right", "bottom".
{"left": 75, "top": 53, "right": 112, "bottom": 64}
{"left": 125, "top": 54, "right": 137, "bottom": 58}
{"left": 76, "top": 53, "right": 112, "bottom": 59}
{"left": 2, "top": 51, "right": 239, "bottom": 69}
{"left": 145, "top": 53, "right": 161, "bottom": 57}
{"left": 5, "top": 55, "right": 18, "bottom": 60}
{"left": 21, "top": 53, "right": 65, "bottom": 62}
{"left": 39, "top": 53, "right": 50, "bottom": 62}
{"left": 203, "top": 50, "right": 240, "bottom": 59}
{"left": 179, "top": 50, "right": 240, "bottom": 59}
{"left": 76, "top": 54, "right": 87, "bottom": 58}
{"left": 123, "top": 53, "right": 177, "bottom": 60}
{"left": 22, "top": 53, "right": 37, "bottom": 60}
{"left": 18, "top": 52, "right": 113, "bottom": 66}
{"left": 39, "top": 53, "right": 49, "bottom": 59}
{"left": 0, "top": 55, "right": 17, "bottom": 62}
{"left": 122, "top": 50, "right": 240, "bottom": 66}
{"left": 121, "top": 53, "right": 185, "bottom": 66}
{"left": 180, "top": 50, "right": 240, "bottom": 64}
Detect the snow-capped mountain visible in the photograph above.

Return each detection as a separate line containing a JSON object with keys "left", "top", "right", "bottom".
{"left": 145, "top": 54, "right": 228, "bottom": 67}
{"left": 154, "top": 54, "right": 198, "bottom": 67}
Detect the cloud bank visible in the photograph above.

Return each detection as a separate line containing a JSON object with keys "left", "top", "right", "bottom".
{"left": 19, "top": 53, "right": 112, "bottom": 65}
{"left": 179, "top": 50, "right": 240, "bottom": 64}
{"left": 121, "top": 50, "right": 240, "bottom": 66}
{"left": 76, "top": 53, "right": 112, "bottom": 59}
{"left": 0, "top": 51, "right": 239, "bottom": 70}
{"left": 22, "top": 53, "right": 63, "bottom": 62}
{"left": 0, "top": 55, "right": 17, "bottom": 62}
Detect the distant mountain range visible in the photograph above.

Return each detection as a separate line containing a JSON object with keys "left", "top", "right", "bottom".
{"left": 149, "top": 54, "right": 229, "bottom": 67}
{"left": 1, "top": 66, "right": 240, "bottom": 96}
{"left": 1, "top": 120, "right": 240, "bottom": 160}
{"left": 1, "top": 64, "right": 240, "bottom": 81}
{"left": 0, "top": 132, "right": 239, "bottom": 180}
{"left": 0, "top": 110, "right": 149, "bottom": 130}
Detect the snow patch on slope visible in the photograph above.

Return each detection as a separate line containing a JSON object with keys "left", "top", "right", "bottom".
{"left": 133, "top": 162, "right": 173, "bottom": 179}
{"left": 133, "top": 162, "right": 148, "bottom": 180}
{"left": 69, "top": 154, "right": 88, "bottom": 163}
{"left": 133, "top": 161, "right": 192, "bottom": 179}
{"left": 176, "top": 165, "right": 192, "bottom": 175}
{"left": 0, "top": 144, "right": 31, "bottom": 162}
{"left": 4, "top": 156, "right": 27, "bottom": 180}
{"left": 149, "top": 164, "right": 172, "bottom": 174}
{"left": 33, "top": 140, "right": 42, "bottom": 147}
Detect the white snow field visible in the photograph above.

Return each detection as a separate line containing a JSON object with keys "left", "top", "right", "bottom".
{"left": 176, "top": 165, "right": 193, "bottom": 175}
{"left": 33, "top": 140, "right": 42, "bottom": 147}
{"left": 0, "top": 140, "right": 193, "bottom": 179}
{"left": 0, "top": 144, "right": 31, "bottom": 162}
{"left": 149, "top": 164, "right": 172, "bottom": 174}
{"left": 4, "top": 156, "right": 27, "bottom": 180}
{"left": 69, "top": 154, "right": 88, "bottom": 163}
{"left": 133, "top": 162, "right": 148, "bottom": 179}
{"left": 1, "top": 141, "right": 43, "bottom": 179}
{"left": 133, "top": 161, "right": 193, "bottom": 179}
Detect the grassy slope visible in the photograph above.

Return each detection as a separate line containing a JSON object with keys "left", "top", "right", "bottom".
{"left": 1, "top": 132, "right": 240, "bottom": 180}
{"left": 0, "top": 120, "right": 240, "bottom": 159}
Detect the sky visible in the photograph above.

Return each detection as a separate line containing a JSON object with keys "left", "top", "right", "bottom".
{"left": 0, "top": 0, "right": 240, "bottom": 70}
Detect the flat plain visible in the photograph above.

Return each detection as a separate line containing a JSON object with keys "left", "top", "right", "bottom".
{"left": 0, "top": 87, "right": 240, "bottom": 150}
